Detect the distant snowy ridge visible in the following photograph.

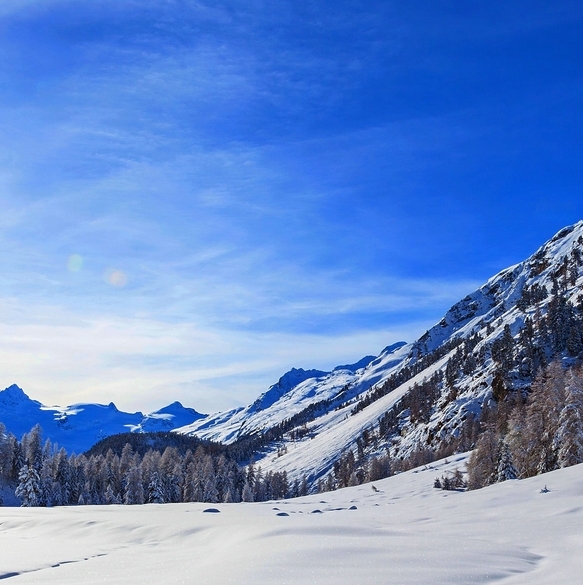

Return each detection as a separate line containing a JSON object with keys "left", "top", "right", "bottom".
{"left": 0, "top": 384, "right": 205, "bottom": 454}
{"left": 177, "top": 341, "right": 409, "bottom": 444}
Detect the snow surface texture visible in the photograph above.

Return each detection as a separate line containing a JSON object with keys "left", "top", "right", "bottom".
{"left": 2, "top": 456, "right": 583, "bottom": 584}
{"left": 0, "top": 385, "right": 204, "bottom": 453}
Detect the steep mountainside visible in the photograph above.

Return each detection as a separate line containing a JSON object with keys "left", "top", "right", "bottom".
{"left": 179, "top": 342, "right": 408, "bottom": 443}
{"left": 179, "top": 221, "right": 583, "bottom": 485}
{"left": 2, "top": 221, "right": 583, "bottom": 487}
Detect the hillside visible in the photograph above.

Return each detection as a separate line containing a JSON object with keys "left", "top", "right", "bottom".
{"left": 178, "top": 221, "right": 583, "bottom": 485}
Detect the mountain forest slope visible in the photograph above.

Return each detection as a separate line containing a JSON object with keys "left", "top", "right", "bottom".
{"left": 2, "top": 221, "right": 583, "bottom": 498}
{"left": 181, "top": 221, "right": 583, "bottom": 487}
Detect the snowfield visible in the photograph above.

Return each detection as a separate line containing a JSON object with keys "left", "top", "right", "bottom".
{"left": 2, "top": 456, "right": 583, "bottom": 584}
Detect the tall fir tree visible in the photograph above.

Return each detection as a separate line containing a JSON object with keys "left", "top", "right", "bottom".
{"left": 15, "top": 465, "right": 43, "bottom": 506}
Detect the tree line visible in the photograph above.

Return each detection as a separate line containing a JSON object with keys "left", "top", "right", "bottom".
{"left": 467, "top": 361, "right": 583, "bottom": 489}
{"left": 0, "top": 427, "right": 302, "bottom": 507}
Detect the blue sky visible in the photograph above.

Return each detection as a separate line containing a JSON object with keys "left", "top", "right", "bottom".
{"left": 0, "top": 0, "right": 582, "bottom": 413}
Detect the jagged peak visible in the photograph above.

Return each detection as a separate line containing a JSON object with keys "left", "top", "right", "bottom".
{"left": 249, "top": 367, "right": 328, "bottom": 413}
{"left": 548, "top": 220, "right": 583, "bottom": 243}
{"left": 415, "top": 221, "right": 583, "bottom": 356}
{"left": 0, "top": 384, "right": 31, "bottom": 406}
{"left": 380, "top": 342, "right": 408, "bottom": 356}
{"left": 151, "top": 401, "right": 205, "bottom": 417}
{"left": 275, "top": 367, "right": 328, "bottom": 389}
{"left": 528, "top": 221, "right": 583, "bottom": 264}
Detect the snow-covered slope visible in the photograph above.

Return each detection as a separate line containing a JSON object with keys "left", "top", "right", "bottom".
{"left": 3, "top": 221, "right": 583, "bottom": 483}
{"left": 2, "top": 455, "right": 583, "bottom": 584}
{"left": 0, "top": 385, "right": 204, "bottom": 454}
{"left": 183, "top": 220, "right": 583, "bottom": 484}
{"left": 178, "top": 341, "right": 409, "bottom": 443}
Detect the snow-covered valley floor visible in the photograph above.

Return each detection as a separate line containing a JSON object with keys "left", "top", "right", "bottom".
{"left": 2, "top": 455, "right": 583, "bottom": 584}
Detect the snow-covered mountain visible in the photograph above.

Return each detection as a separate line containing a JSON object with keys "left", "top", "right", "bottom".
{"left": 3, "top": 221, "right": 583, "bottom": 484}
{"left": 177, "top": 220, "right": 583, "bottom": 484}
{"left": 0, "top": 384, "right": 204, "bottom": 454}
{"left": 178, "top": 342, "right": 407, "bottom": 443}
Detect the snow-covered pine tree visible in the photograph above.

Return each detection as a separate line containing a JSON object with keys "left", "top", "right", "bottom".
{"left": 241, "top": 481, "right": 254, "bottom": 502}
{"left": 253, "top": 466, "right": 266, "bottom": 500}
{"left": 104, "top": 484, "right": 121, "bottom": 505}
{"left": 496, "top": 440, "right": 518, "bottom": 482}
{"left": 555, "top": 368, "right": 583, "bottom": 467}
{"left": 21, "top": 424, "right": 43, "bottom": 472}
{"left": 182, "top": 462, "right": 198, "bottom": 502}
{"left": 299, "top": 475, "right": 309, "bottom": 497}
{"left": 54, "top": 448, "right": 72, "bottom": 505}
{"left": 15, "top": 464, "right": 42, "bottom": 506}
{"left": 105, "top": 449, "right": 122, "bottom": 498}
{"left": 160, "top": 447, "right": 182, "bottom": 503}
{"left": 348, "top": 471, "right": 359, "bottom": 486}
{"left": 147, "top": 471, "right": 166, "bottom": 504}
{"left": 0, "top": 424, "right": 18, "bottom": 485}
{"left": 83, "top": 456, "right": 101, "bottom": 505}
{"left": 40, "top": 457, "right": 55, "bottom": 506}
{"left": 203, "top": 473, "right": 219, "bottom": 503}
{"left": 123, "top": 463, "right": 144, "bottom": 505}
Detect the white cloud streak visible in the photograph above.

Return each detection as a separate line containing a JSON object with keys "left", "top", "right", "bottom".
{"left": 0, "top": 297, "right": 439, "bottom": 413}
{"left": 1, "top": 0, "right": 573, "bottom": 413}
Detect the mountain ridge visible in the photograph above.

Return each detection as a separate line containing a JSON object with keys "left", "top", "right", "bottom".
{"left": 184, "top": 219, "right": 583, "bottom": 485}
{"left": 0, "top": 385, "right": 206, "bottom": 454}
{"left": 2, "top": 220, "right": 583, "bottom": 485}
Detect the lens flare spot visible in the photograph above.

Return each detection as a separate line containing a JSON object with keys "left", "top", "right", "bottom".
{"left": 67, "top": 254, "right": 83, "bottom": 272}
{"left": 106, "top": 269, "right": 128, "bottom": 287}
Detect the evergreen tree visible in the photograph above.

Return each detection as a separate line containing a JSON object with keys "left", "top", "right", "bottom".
{"left": 347, "top": 471, "right": 359, "bottom": 486}
{"left": 183, "top": 462, "right": 199, "bottom": 502}
{"left": 555, "top": 369, "right": 583, "bottom": 467}
{"left": 22, "top": 424, "right": 43, "bottom": 471}
{"left": 496, "top": 440, "right": 517, "bottom": 482}
{"left": 202, "top": 456, "right": 218, "bottom": 503}
{"left": 299, "top": 475, "right": 309, "bottom": 497}
{"left": 104, "top": 484, "right": 122, "bottom": 505}
{"left": 241, "top": 481, "right": 254, "bottom": 502}
{"left": 147, "top": 471, "right": 166, "bottom": 504}
{"left": 0, "top": 424, "right": 17, "bottom": 484}
{"left": 54, "top": 448, "right": 72, "bottom": 505}
{"left": 15, "top": 465, "right": 43, "bottom": 506}
{"left": 491, "top": 324, "right": 515, "bottom": 374}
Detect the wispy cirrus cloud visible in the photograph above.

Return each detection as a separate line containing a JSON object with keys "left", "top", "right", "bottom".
{"left": 0, "top": 0, "right": 581, "bottom": 412}
{"left": 0, "top": 296, "right": 436, "bottom": 413}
